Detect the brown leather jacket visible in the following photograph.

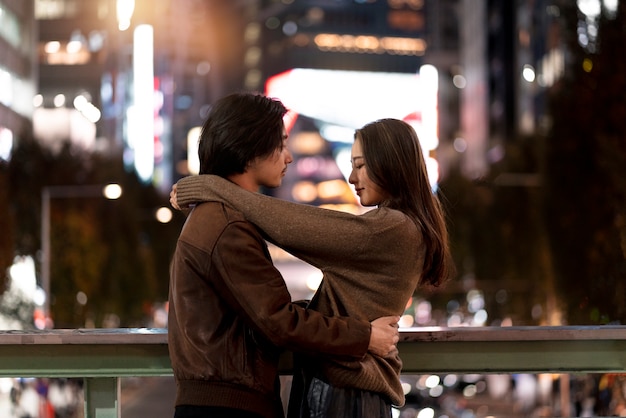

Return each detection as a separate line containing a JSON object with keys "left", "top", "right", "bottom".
{"left": 168, "top": 201, "right": 371, "bottom": 418}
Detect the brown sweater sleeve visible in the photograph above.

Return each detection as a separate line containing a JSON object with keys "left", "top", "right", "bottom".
{"left": 176, "top": 174, "right": 387, "bottom": 266}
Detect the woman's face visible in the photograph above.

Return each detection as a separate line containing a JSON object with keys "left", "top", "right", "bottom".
{"left": 348, "top": 137, "right": 387, "bottom": 206}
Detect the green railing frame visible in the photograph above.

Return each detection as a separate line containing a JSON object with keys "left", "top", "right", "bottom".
{"left": 2, "top": 326, "right": 626, "bottom": 417}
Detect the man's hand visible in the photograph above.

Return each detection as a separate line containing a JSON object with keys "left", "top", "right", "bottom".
{"left": 170, "top": 184, "right": 181, "bottom": 210}
{"left": 368, "top": 315, "right": 400, "bottom": 357}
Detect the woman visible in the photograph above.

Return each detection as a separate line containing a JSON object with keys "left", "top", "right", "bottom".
{"left": 172, "top": 118, "right": 454, "bottom": 417}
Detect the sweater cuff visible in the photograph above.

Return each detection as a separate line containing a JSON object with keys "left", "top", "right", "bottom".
{"left": 177, "top": 176, "right": 209, "bottom": 208}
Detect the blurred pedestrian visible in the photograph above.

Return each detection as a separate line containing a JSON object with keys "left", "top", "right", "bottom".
{"left": 172, "top": 118, "right": 454, "bottom": 417}
{"left": 168, "top": 93, "right": 400, "bottom": 418}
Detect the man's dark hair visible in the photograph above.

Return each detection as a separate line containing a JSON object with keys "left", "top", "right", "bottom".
{"left": 197, "top": 92, "right": 288, "bottom": 177}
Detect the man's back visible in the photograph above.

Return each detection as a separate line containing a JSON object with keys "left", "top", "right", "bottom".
{"left": 168, "top": 201, "right": 284, "bottom": 418}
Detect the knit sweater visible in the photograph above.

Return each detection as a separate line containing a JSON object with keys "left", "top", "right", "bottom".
{"left": 176, "top": 175, "right": 426, "bottom": 406}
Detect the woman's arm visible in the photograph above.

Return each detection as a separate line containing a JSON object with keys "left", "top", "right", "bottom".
{"left": 176, "top": 175, "right": 389, "bottom": 265}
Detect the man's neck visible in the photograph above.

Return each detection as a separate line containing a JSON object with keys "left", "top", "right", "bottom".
{"left": 227, "top": 173, "right": 259, "bottom": 192}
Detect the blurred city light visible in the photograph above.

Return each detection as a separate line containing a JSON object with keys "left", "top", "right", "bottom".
{"left": 0, "top": 126, "right": 13, "bottom": 161}
{"left": 117, "top": 0, "right": 135, "bottom": 31}
{"left": 155, "top": 207, "right": 173, "bottom": 223}
{"left": 128, "top": 24, "right": 154, "bottom": 183}
{"left": 103, "top": 183, "right": 123, "bottom": 199}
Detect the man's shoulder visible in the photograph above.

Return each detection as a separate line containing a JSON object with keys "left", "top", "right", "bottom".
{"left": 178, "top": 202, "right": 257, "bottom": 249}
{"left": 188, "top": 200, "right": 247, "bottom": 224}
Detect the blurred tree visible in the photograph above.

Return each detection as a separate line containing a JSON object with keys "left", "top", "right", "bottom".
{"left": 542, "top": 2, "right": 626, "bottom": 324}
{"left": 7, "top": 136, "right": 183, "bottom": 328}
{"left": 439, "top": 137, "right": 547, "bottom": 325}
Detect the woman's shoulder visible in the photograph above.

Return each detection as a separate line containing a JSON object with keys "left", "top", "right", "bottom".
{"left": 362, "top": 207, "right": 418, "bottom": 234}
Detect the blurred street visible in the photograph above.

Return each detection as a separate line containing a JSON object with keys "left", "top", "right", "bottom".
{"left": 121, "top": 377, "right": 176, "bottom": 418}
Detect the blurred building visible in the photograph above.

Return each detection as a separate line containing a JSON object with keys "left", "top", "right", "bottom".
{"left": 21, "top": 0, "right": 573, "bottom": 196}
{"left": 33, "top": 0, "right": 250, "bottom": 194}
{"left": 0, "top": 0, "right": 37, "bottom": 163}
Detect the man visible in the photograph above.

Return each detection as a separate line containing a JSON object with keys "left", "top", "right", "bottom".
{"left": 168, "top": 92, "right": 399, "bottom": 418}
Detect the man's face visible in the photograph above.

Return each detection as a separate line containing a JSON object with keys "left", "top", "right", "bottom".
{"left": 247, "top": 127, "right": 293, "bottom": 189}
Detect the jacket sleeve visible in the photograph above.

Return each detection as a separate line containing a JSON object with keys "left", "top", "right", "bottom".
{"left": 212, "top": 218, "right": 371, "bottom": 358}
{"left": 176, "top": 175, "right": 390, "bottom": 265}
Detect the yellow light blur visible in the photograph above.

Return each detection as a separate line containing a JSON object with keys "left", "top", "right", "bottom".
{"left": 317, "top": 179, "right": 349, "bottom": 199}
{"left": 582, "top": 58, "right": 593, "bottom": 72}
{"left": 291, "top": 181, "right": 317, "bottom": 202}
{"left": 290, "top": 131, "right": 326, "bottom": 154}
{"left": 313, "top": 33, "right": 426, "bottom": 55}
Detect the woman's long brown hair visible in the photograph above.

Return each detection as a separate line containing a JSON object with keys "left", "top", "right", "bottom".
{"left": 355, "top": 118, "right": 454, "bottom": 288}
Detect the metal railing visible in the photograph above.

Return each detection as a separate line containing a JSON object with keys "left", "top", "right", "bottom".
{"left": 2, "top": 326, "right": 626, "bottom": 417}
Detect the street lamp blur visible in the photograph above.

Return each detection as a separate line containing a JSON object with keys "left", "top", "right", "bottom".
{"left": 40, "top": 184, "right": 122, "bottom": 326}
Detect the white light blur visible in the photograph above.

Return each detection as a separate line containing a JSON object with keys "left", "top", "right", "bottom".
{"left": 473, "top": 309, "right": 488, "bottom": 326}
{"left": 463, "top": 384, "right": 477, "bottom": 398}
{"left": 76, "top": 291, "right": 88, "bottom": 306}
{"left": 0, "top": 378, "right": 13, "bottom": 395}
{"left": 131, "top": 24, "right": 155, "bottom": 183}
{"left": 0, "top": 127, "right": 13, "bottom": 161}
{"left": 53, "top": 94, "right": 65, "bottom": 107}
{"left": 522, "top": 64, "right": 536, "bottom": 82}
{"left": 452, "top": 74, "right": 466, "bottom": 88}
{"left": 424, "top": 375, "right": 440, "bottom": 389}
{"left": 419, "top": 64, "right": 439, "bottom": 152}
{"left": 44, "top": 41, "right": 61, "bottom": 53}
{"left": 319, "top": 123, "right": 354, "bottom": 143}
{"left": 0, "top": 69, "right": 12, "bottom": 107}
{"left": 577, "top": 0, "right": 601, "bottom": 17}
{"left": 103, "top": 183, "right": 123, "bottom": 199}
{"left": 187, "top": 126, "right": 201, "bottom": 175}
{"left": 334, "top": 147, "right": 352, "bottom": 186}
{"left": 73, "top": 95, "right": 101, "bottom": 123}
{"left": 415, "top": 300, "right": 432, "bottom": 325}
{"left": 467, "top": 289, "right": 484, "bottom": 313}
{"left": 443, "top": 374, "right": 458, "bottom": 387}
{"left": 417, "top": 407, "right": 435, "bottom": 418}
{"left": 266, "top": 68, "right": 426, "bottom": 130}
{"left": 447, "top": 313, "right": 463, "bottom": 327}
{"left": 117, "top": 0, "right": 135, "bottom": 31}
{"left": 604, "top": 0, "right": 618, "bottom": 16}
{"left": 429, "top": 385, "right": 443, "bottom": 397}
{"left": 398, "top": 314, "right": 414, "bottom": 328}
{"left": 155, "top": 207, "right": 173, "bottom": 223}
{"left": 425, "top": 157, "right": 439, "bottom": 191}
{"left": 267, "top": 67, "right": 442, "bottom": 189}
{"left": 453, "top": 137, "right": 467, "bottom": 153}
{"left": 66, "top": 40, "right": 82, "bottom": 54}
{"left": 196, "top": 61, "right": 211, "bottom": 76}
{"left": 33, "top": 287, "right": 46, "bottom": 307}
{"left": 8, "top": 256, "right": 37, "bottom": 298}
{"left": 305, "top": 270, "right": 323, "bottom": 291}
{"left": 33, "top": 94, "right": 43, "bottom": 107}
{"left": 33, "top": 108, "right": 96, "bottom": 152}
{"left": 401, "top": 381, "right": 412, "bottom": 395}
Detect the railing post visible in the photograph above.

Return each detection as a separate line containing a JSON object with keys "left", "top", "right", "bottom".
{"left": 84, "top": 377, "right": 121, "bottom": 418}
